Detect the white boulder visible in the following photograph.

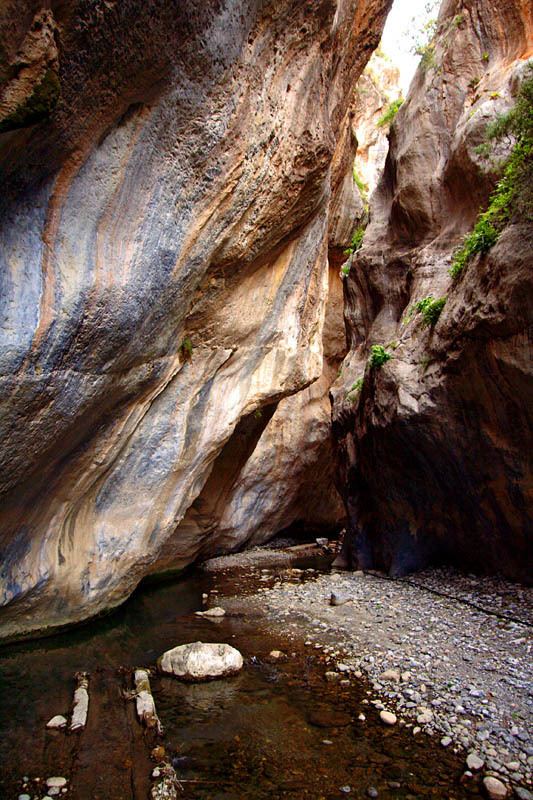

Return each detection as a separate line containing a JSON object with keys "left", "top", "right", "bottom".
{"left": 158, "top": 642, "right": 243, "bottom": 681}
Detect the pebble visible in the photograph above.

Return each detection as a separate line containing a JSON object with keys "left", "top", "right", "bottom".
{"left": 514, "top": 789, "right": 533, "bottom": 800}
{"left": 194, "top": 606, "right": 225, "bottom": 617}
{"left": 441, "top": 736, "right": 452, "bottom": 747}
{"left": 47, "top": 778, "right": 67, "bottom": 788}
{"left": 46, "top": 715, "right": 67, "bottom": 729}
{"left": 18, "top": 795, "right": 30, "bottom": 800}
{"left": 467, "top": 753, "right": 485, "bottom": 771}
{"left": 379, "top": 710, "right": 397, "bottom": 725}
{"left": 239, "top": 566, "right": 532, "bottom": 785}
{"left": 367, "top": 787, "right": 379, "bottom": 798}
{"left": 340, "top": 787, "right": 351, "bottom": 794}
{"left": 483, "top": 776, "right": 508, "bottom": 799}
{"left": 380, "top": 669, "right": 400, "bottom": 682}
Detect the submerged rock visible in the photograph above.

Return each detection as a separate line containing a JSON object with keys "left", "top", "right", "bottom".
{"left": 158, "top": 642, "right": 243, "bottom": 682}
{"left": 194, "top": 607, "right": 226, "bottom": 618}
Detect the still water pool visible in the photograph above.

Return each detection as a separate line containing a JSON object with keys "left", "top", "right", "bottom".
{"left": 0, "top": 560, "right": 484, "bottom": 799}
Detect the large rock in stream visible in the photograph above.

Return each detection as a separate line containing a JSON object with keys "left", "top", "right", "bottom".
{"left": 0, "top": 0, "right": 392, "bottom": 640}
{"left": 332, "top": 0, "right": 533, "bottom": 580}
{"left": 158, "top": 642, "right": 244, "bottom": 682}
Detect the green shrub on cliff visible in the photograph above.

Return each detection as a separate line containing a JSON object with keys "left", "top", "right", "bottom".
{"left": 377, "top": 98, "right": 404, "bottom": 128}
{"left": 450, "top": 67, "right": 533, "bottom": 279}
{"left": 368, "top": 345, "right": 392, "bottom": 369}
{"left": 345, "top": 376, "right": 364, "bottom": 403}
{"left": 344, "top": 226, "right": 365, "bottom": 258}
{"left": 415, "top": 296, "right": 447, "bottom": 326}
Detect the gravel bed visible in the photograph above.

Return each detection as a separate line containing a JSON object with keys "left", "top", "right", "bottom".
{"left": 235, "top": 568, "right": 532, "bottom": 795}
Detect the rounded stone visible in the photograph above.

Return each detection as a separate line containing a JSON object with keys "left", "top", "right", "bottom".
{"left": 380, "top": 710, "right": 397, "bottom": 725}
{"left": 46, "top": 715, "right": 67, "bottom": 729}
{"left": 46, "top": 777, "right": 67, "bottom": 788}
{"left": 483, "top": 776, "right": 508, "bottom": 799}
{"left": 157, "top": 641, "right": 243, "bottom": 681}
{"left": 467, "top": 753, "right": 485, "bottom": 771}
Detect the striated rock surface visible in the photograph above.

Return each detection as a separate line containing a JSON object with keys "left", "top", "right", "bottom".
{"left": 352, "top": 50, "right": 402, "bottom": 196}
{"left": 333, "top": 0, "right": 532, "bottom": 580}
{"left": 0, "top": 0, "right": 392, "bottom": 639}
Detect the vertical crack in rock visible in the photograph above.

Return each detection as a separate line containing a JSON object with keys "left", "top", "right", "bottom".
{"left": 332, "top": 0, "right": 532, "bottom": 581}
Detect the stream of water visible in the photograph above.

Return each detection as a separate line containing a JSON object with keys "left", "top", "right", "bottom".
{"left": 0, "top": 558, "right": 485, "bottom": 799}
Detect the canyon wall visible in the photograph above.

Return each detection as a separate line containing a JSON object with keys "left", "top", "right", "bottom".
{"left": 333, "top": 0, "right": 532, "bottom": 580}
{"left": 0, "top": 0, "right": 392, "bottom": 639}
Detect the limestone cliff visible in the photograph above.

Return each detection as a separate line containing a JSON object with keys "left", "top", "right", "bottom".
{"left": 333, "top": 0, "right": 532, "bottom": 580}
{"left": 0, "top": 0, "right": 392, "bottom": 639}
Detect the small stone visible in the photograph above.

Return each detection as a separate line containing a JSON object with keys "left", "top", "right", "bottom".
{"left": 325, "top": 671, "right": 339, "bottom": 683}
{"left": 269, "top": 650, "right": 286, "bottom": 660}
{"left": 380, "top": 669, "right": 400, "bottom": 682}
{"left": 46, "top": 778, "right": 67, "bottom": 788}
{"left": 367, "top": 787, "right": 379, "bottom": 798}
{"left": 322, "top": 739, "right": 333, "bottom": 745}
{"left": 330, "top": 592, "right": 350, "bottom": 606}
{"left": 46, "top": 715, "right": 67, "bottom": 729}
{"left": 316, "top": 538, "right": 329, "bottom": 547}
{"left": 48, "top": 790, "right": 60, "bottom": 798}
{"left": 401, "top": 671, "right": 411, "bottom": 682}
{"left": 194, "top": 606, "right": 226, "bottom": 617}
{"left": 514, "top": 788, "right": 533, "bottom": 800}
{"left": 358, "top": 713, "right": 366, "bottom": 721}
{"left": 340, "top": 787, "right": 351, "bottom": 794}
{"left": 483, "top": 776, "right": 508, "bottom": 799}
{"left": 380, "top": 710, "right": 397, "bottom": 725}
{"left": 417, "top": 710, "right": 433, "bottom": 724}
{"left": 413, "top": 726, "right": 421, "bottom": 735}
{"left": 467, "top": 753, "right": 485, "bottom": 771}
{"left": 152, "top": 768, "right": 161, "bottom": 778}
{"left": 441, "top": 736, "right": 452, "bottom": 747}
{"left": 18, "top": 795, "right": 31, "bottom": 800}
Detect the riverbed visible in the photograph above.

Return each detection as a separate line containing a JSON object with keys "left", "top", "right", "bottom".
{"left": 0, "top": 551, "right": 502, "bottom": 799}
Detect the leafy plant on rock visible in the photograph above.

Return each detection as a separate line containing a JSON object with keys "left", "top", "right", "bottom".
{"left": 414, "top": 296, "right": 447, "bottom": 326}
{"left": 368, "top": 345, "right": 392, "bottom": 369}
{"left": 450, "top": 66, "right": 533, "bottom": 278}
{"left": 377, "top": 98, "right": 404, "bottom": 129}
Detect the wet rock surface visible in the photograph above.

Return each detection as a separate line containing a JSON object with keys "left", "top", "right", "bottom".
{"left": 224, "top": 567, "right": 532, "bottom": 793}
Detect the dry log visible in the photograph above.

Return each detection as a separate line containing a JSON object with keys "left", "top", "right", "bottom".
{"left": 134, "top": 668, "right": 164, "bottom": 735}
{"left": 70, "top": 671, "right": 89, "bottom": 731}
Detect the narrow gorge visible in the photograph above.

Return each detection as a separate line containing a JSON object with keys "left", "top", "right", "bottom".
{"left": 0, "top": 0, "right": 531, "bottom": 798}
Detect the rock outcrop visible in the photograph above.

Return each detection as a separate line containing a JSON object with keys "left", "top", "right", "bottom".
{"left": 333, "top": 0, "right": 532, "bottom": 580}
{"left": 352, "top": 50, "right": 402, "bottom": 195}
{"left": 0, "top": 0, "right": 392, "bottom": 638}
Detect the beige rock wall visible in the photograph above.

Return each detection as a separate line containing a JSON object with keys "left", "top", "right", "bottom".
{"left": 0, "top": 0, "right": 392, "bottom": 639}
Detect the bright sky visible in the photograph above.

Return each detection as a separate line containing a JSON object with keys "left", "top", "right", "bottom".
{"left": 380, "top": 0, "right": 438, "bottom": 93}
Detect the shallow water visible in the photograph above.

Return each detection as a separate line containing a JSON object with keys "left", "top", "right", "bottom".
{"left": 0, "top": 559, "right": 484, "bottom": 799}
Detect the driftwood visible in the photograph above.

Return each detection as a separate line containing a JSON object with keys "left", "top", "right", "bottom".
{"left": 134, "top": 668, "right": 164, "bottom": 735}
{"left": 70, "top": 671, "right": 89, "bottom": 731}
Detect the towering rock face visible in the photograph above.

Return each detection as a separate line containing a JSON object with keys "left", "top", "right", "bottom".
{"left": 0, "top": 0, "right": 392, "bottom": 639}
{"left": 352, "top": 50, "right": 401, "bottom": 195}
{"left": 333, "top": 0, "right": 532, "bottom": 580}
